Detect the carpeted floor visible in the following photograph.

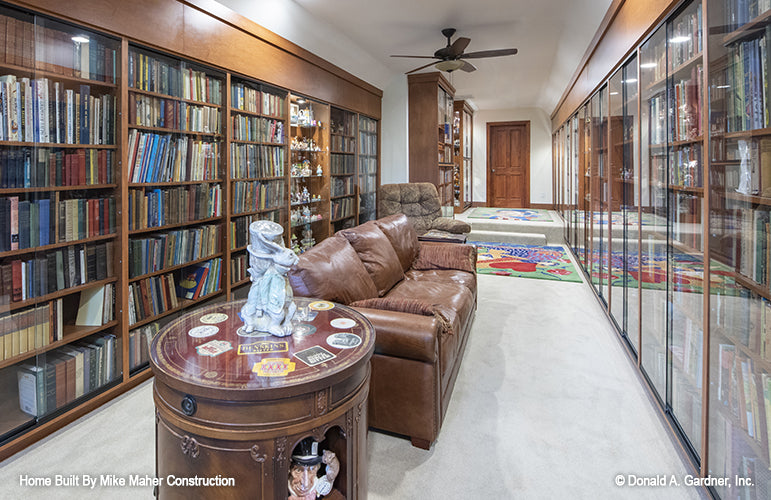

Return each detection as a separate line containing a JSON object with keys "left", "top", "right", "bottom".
{"left": 473, "top": 241, "right": 582, "bottom": 282}
{"left": 467, "top": 207, "right": 553, "bottom": 222}
{"left": 574, "top": 210, "right": 662, "bottom": 226}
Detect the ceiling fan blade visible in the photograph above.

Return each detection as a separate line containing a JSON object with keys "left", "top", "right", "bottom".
{"left": 461, "top": 48, "right": 518, "bottom": 59}
{"left": 448, "top": 37, "right": 471, "bottom": 57}
{"left": 460, "top": 60, "right": 477, "bottom": 73}
{"left": 405, "top": 60, "right": 439, "bottom": 74}
{"left": 390, "top": 55, "right": 438, "bottom": 59}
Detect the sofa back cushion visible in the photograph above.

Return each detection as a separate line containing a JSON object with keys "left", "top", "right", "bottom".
{"left": 288, "top": 235, "right": 378, "bottom": 304}
{"left": 339, "top": 221, "right": 405, "bottom": 296}
{"left": 374, "top": 213, "right": 420, "bottom": 272}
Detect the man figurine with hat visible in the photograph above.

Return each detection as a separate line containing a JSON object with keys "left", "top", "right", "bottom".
{"left": 288, "top": 437, "right": 340, "bottom": 499}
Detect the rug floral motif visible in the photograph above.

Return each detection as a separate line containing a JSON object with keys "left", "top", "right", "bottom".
{"left": 473, "top": 242, "right": 582, "bottom": 282}
{"left": 587, "top": 249, "right": 741, "bottom": 294}
{"left": 467, "top": 208, "right": 553, "bottom": 222}
{"left": 574, "top": 210, "right": 661, "bottom": 226}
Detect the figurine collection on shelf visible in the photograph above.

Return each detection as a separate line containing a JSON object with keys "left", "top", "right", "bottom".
{"left": 290, "top": 159, "right": 323, "bottom": 178}
{"left": 291, "top": 136, "right": 322, "bottom": 151}
{"left": 291, "top": 186, "right": 322, "bottom": 205}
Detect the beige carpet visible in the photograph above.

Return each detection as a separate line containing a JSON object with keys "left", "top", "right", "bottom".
{"left": 0, "top": 273, "right": 706, "bottom": 499}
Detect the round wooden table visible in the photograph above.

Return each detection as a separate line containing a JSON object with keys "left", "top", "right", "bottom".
{"left": 150, "top": 298, "right": 374, "bottom": 499}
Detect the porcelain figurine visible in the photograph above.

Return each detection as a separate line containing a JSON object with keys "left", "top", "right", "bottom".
{"left": 288, "top": 438, "right": 339, "bottom": 500}
{"left": 316, "top": 164, "right": 323, "bottom": 176}
{"left": 240, "top": 220, "right": 298, "bottom": 337}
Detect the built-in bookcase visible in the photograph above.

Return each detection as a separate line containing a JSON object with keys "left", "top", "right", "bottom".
{"left": 452, "top": 100, "right": 473, "bottom": 214}
{"left": 125, "top": 44, "right": 225, "bottom": 347}
{"left": 330, "top": 106, "right": 357, "bottom": 233}
{"left": 0, "top": 5, "right": 121, "bottom": 443}
{"left": 0, "top": 0, "right": 380, "bottom": 460}
{"left": 229, "top": 76, "right": 288, "bottom": 287}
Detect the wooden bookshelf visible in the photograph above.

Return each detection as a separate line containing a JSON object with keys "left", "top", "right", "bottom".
{"left": 408, "top": 72, "right": 455, "bottom": 214}
{"left": 453, "top": 100, "right": 473, "bottom": 214}
{"left": 0, "top": 0, "right": 381, "bottom": 462}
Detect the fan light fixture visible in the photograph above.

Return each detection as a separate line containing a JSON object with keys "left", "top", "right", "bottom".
{"left": 71, "top": 35, "right": 89, "bottom": 43}
{"left": 435, "top": 60, "right": 464, "bottom": 72}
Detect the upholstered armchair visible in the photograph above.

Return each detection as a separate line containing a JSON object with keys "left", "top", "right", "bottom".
{"left": 378, "top": 183, "right": 471, "bottom": 235}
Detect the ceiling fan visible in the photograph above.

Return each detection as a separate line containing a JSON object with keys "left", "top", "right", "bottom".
{"left": 391, "top": 28, "right": 518, "bottom": 74}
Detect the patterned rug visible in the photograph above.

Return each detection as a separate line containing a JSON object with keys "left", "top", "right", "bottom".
{"left": 574, "top": 211, "right": 661, "bottom": 226}
{"left": 473, "top": 242, "right": 582, "bottom": 282}
{"left": 588, "top": 249, "right": 741, "bottom": 294}
{"left": 468, "top": 208, "right": 553, "bottom": 222}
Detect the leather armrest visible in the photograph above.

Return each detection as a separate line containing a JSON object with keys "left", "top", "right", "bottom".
{"left": 352, "top": 307, "right": 439, "bottom": 363}
{"left": 412, "top": 242, "right": 477, "bottom": 273}
{"left": 430, "top": 218, "right": 471, "bottom": 234}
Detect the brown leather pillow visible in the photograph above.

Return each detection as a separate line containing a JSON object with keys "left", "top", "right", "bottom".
{"left": 288, "top": 235, "right": 378, "bottom": 304}
{"left": 340, "top": 221, "right": 405, "bottom": 296}
{"left": 374, "top": 213, "right": 420, "bottom": 271}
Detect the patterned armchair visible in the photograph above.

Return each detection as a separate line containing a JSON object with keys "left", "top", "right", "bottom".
{"left": 378, "top": 183, "right": 471, "bottom": 235}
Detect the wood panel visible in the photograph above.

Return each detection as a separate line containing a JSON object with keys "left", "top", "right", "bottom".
{"left": 552, "top": 0, "right": 676, "bottom": 128}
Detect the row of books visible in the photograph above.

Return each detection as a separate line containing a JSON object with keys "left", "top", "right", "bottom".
{"left": 17, "top": 332, "right": 118, "bottom": 418}
{"left": 716, "top": 344, "right": 771, "bottom": 460}
{"left": 230, "top": 83, "right": 286, "bottom": 117}
{"left": 724, "top": 208, "right": 771, "bottom": 287}
{"left": 127, "top": 130, "right": 221, "bottom": 184}
{"left": 230, "top": 143, "right": 285, "bottom": 179}
{"left": 231, "top": 115, "right": 285, "bottom": 144}
{"left": 232, "top": 180, "right": 286, "bottom": 214}
{"left": 359, "top": 171, "right": 377, "bottom": 194}
{"left": 330, "top": 114, "right": 355, "bottom": 136}
{"left": 670, "top": 192, "right": 702, "bottom": 250}
{"left": 731, "top": 138, "right": 771, "bottom": 196}
{"left": 128, "top": 50, "right": 223, "bottom": 106}
{"left": 359, "top": 133, "right": 377, "bottom": 156}
{"left": 0, "top": 76, "right": 116, "bottom": 144}
{"left": 2, "top": 241, "right": 113, "bottom": 303}
{"left": 0, "top": 147, "right": 113, "bottom": 189}
{"left": 128, "top": 93, "right": 222, "bottom": 134}
{"left": 128, "top": 224, "right": 221, "bottom": 279}
{"left": 332, "top": 176, "right": 355, "bottom": 197}
{"left": 710, "top": 411, "right": 771, "bottom": 498}
{"left": 713, "top": 292, "right": 771, "bottom": 359}
{"left": 331, "top": 154, "right": 355, "bottom": 175}
{"left": 0, "top": 14, "right": 117, "bottom": 83}
{"left": 359, "top": 156, "right": 377, "bottom": 175}
{"left": 128, "top": 184, "right": 222, "bottom": 231}
{"left": 331, "top": 197, "right": 355, "bottom": 221}
{"left": 330, "top": 134, "right": 355, "bottom": 153}
{"left": 230, "top": 253, "right": 248, "bottom": 284}
{"left": 670, "top": 66, "right": 702, "bottom": 142}
{"left": 668, "top": 3, "right": 701, "bottom": 70}
{"left": 669, "top": 144, "right": 703, "bottom": 187}
{"left": 0, "top": 195, "right": 115, "bottom": 252}
{"left": 177, "top": 259, "right": 221, "bottom": 301}
{"left": 75, "top": 283, "right": 115, "bottom": 327}
{"left": 723, "top": 31, "right": 771, "bottom": 134}
{"left": 229, "top": 211, "right": 282, "bottom": 249}
{"left": 726, "top": 0, "right": 771, "bottom": 29}
{"left": 128, "top": 322, "right": 159, "bottom": 371}
{"left": 359, "top": 117, "right": 377, "bottom": 133}
{"left": 0, "top": 302, "right": 59, "bottom": 362}
{"left": 648, "top": 93, "right": 667, "bottom": 145}
{"left": 127, "top": 273, "right": 177, "bottom": 326}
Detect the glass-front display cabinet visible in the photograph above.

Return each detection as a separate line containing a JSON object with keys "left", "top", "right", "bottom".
{"left": 357, "top": 115, "right": 378, "bottom": 223}
{"left": 289, "top": 95, "right": 329, "bottom": 254}
{"left": 707, "top": 0, "right": 771, "bottom": 493}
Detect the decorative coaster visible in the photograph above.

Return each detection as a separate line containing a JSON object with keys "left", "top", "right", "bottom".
{"left": 188, "top": 325, "right": 219, "bottom": 338}
{"left": 330, "top": 318, "right": 356, "bottom": 329}
{"left": 327, "top": 333, "right": 362, "bottom": 349}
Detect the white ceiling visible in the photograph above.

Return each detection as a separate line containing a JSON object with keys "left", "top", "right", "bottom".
{"left": 216, "top": 0, "right": 613, "bottom": 113}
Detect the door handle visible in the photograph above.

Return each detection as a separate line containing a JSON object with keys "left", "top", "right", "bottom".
{"left": 492, "top": 169, "right": 496, "bottom": 172}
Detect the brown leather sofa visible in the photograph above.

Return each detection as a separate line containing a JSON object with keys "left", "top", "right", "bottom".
{"left": 288, "top": 213, "right": 477, "bottom": 449}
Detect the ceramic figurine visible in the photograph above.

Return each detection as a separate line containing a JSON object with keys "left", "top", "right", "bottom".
{"left": 287, "top": 438, "right": 339, "bottom": 500}
{"left": 239, "top": 220, "right": 298, "bottom": 337}
{"left": 316, "top": 164, "right": 323, "bottom": 176}
{"left": 301, "top": 187, "right": 310, "bottom": 203}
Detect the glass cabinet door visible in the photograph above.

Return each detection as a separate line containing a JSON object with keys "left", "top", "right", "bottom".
{"left": 707, "top": 0, "right": 771, "bottom": 493}
{"left": 666, "top": 0, "right": 704, "bottom": 457}
{"left": 640, "top": 20, "right": 669, "bottom": 403}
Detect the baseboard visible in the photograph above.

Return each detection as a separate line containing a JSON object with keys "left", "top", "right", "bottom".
{"left": 529, "top": 203, "right": 554, "bottom": 210}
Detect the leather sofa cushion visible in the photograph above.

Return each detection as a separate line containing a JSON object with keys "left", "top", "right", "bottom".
{"left": 404, "top": 269, "right": 477, "bottom": 297}
{"left": 340, "top": 221, "right": 404, "bottom": 296}
{"left": 412, "top": 242, "right": 477, "bottom": 274}
{"left": 349, "top": 306, "right": 439, "bottom": 363}
{"left": 288, "top": 235, "right": 378, "bottom": 304}
{"left": 374, "top": 213, "right": 420, "bottom": 272}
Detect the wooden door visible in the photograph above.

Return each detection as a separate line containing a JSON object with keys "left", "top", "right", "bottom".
{"left": 487, "top": 121, "right": 530, "bottom": 207}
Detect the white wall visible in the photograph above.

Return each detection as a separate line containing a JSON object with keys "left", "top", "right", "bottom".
{"left": 380, "top": 75, "right": 409, "bottom": 184}
{"left": 472, "top": 107, "right": 553, "bottom": 205}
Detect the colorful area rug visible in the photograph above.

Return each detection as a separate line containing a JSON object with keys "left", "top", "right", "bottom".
{"left": 586, "top": 249, "right": 741, "bottom": 295}
{"left": 574, "top": 211, "right": 661, "bottom": 226}
{"left": 473, "top": 242, "right": 582, "bottom": 282}
{"left": 467, "top": 208, "right": 553, "bottom": 222}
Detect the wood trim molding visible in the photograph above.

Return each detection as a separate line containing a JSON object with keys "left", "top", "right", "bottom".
{"left": 486, "top": 120, "right": 530, "bottom": 208}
